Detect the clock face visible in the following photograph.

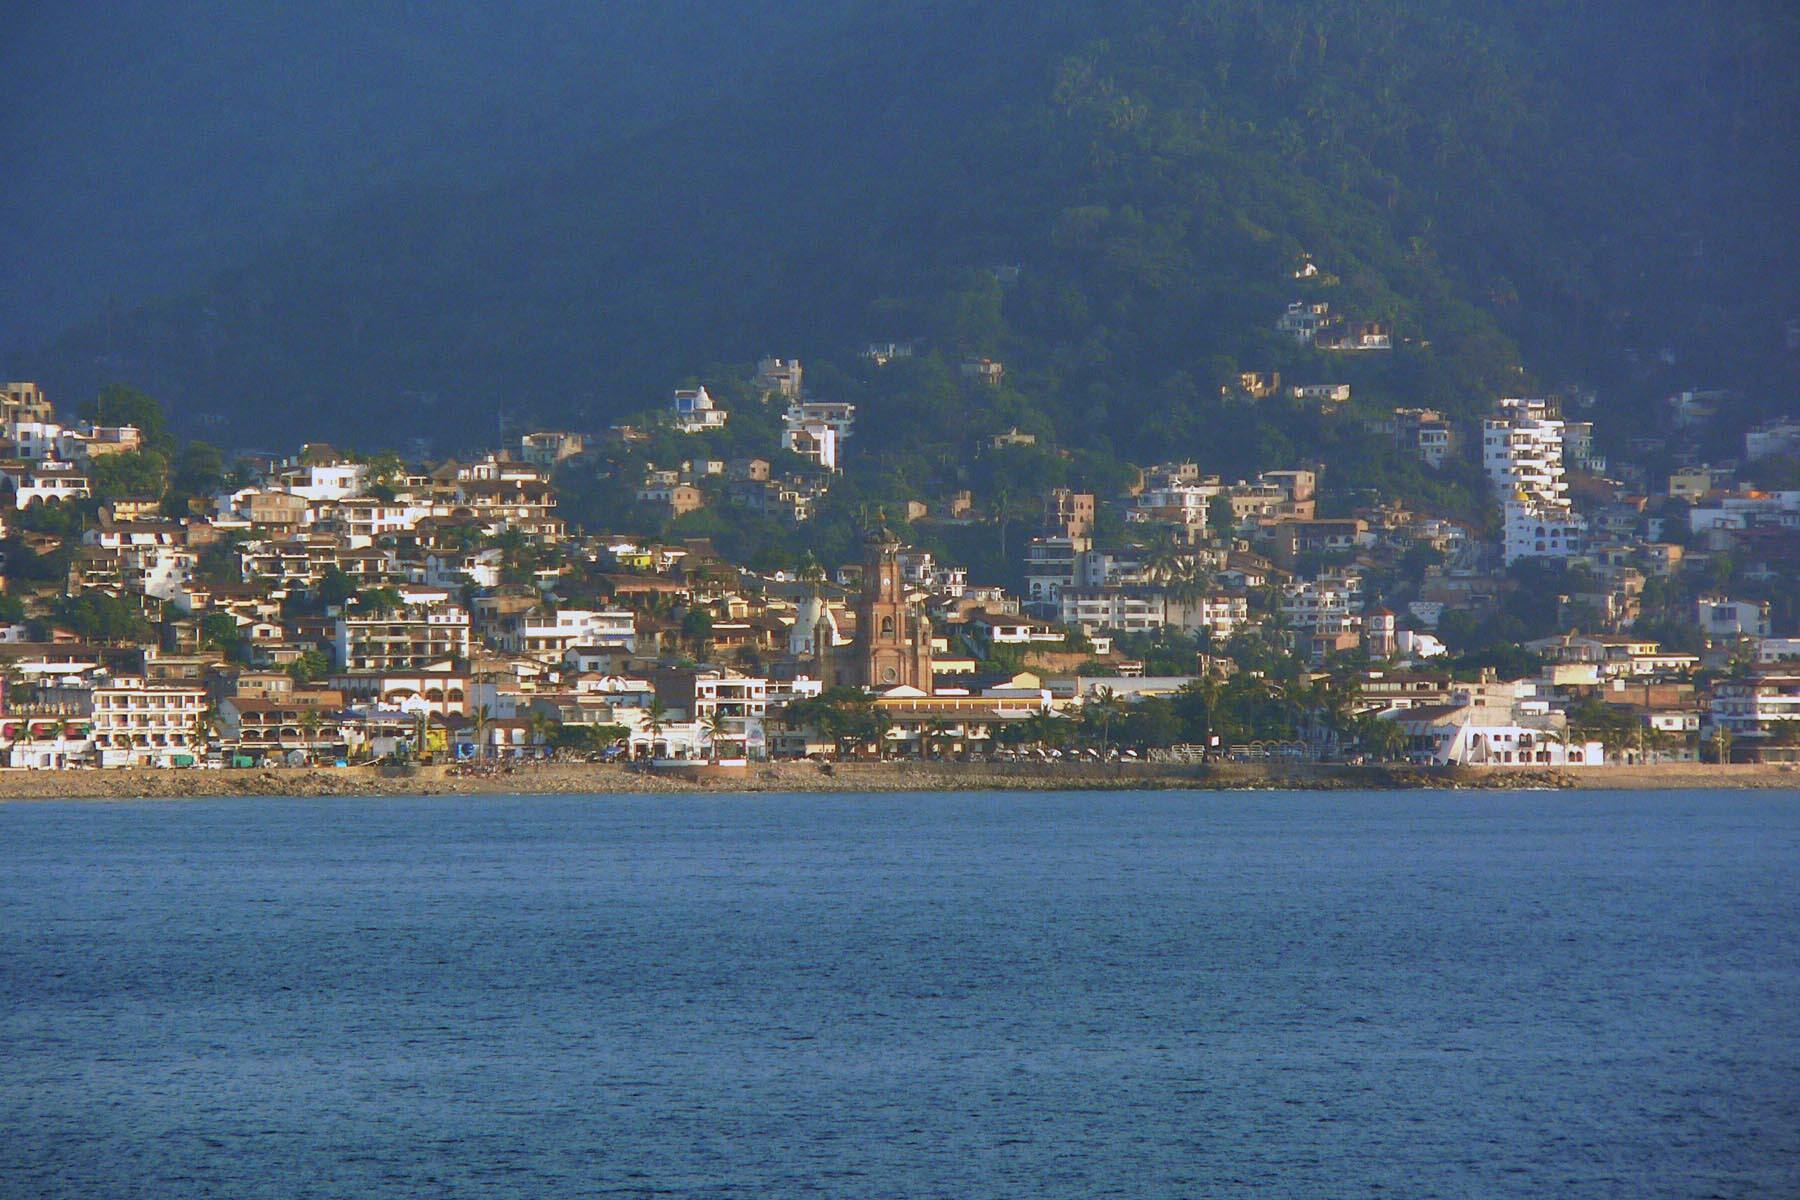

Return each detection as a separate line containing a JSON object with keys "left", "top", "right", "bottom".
{"left": 883, "top": 666, "right": 898, "bottom": 683}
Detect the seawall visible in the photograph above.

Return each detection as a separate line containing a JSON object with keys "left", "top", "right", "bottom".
{"left": 0, "top": 760, "right": 1793, "bottom": 800}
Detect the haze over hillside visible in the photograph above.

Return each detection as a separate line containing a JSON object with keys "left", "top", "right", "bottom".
{"left": 0, "top": 0, "right": 853, "bottom": 353}
{"left": 9, "top": 0, "right": 1796, "bottom": 463}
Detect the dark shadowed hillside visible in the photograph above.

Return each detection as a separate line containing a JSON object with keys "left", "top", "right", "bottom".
{"left": 15, "top": 0, "right": 1797, "bottom": 462}
{"left": 0, "top": 0, "right": 857, "bottom": 353}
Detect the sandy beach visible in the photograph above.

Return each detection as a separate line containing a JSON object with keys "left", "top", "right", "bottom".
{"left": 0, "top": 760, "right": 1793, "bottom": 800}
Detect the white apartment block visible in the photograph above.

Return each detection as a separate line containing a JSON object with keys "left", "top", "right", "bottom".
{"left": 786, "top": 400, "right": 855, "bottom": 439}
{"left": 693, "top": 675, "right": 768, "bottom": 754}
{"left": 278, "top": 462, "right": 368, "bottom": 501}
{"left": 1277, "top": 300, "right": 1332, "bottom": 344}
{"left": 121, "top": 545, "right": 198, "bottom": 602}
{"left": 1025, "top": 537, "right": 1082, "bottom": 610}
{"left": 1746, "top": 418, "right": 1800, "bottom": 461}
{"left": 782, "top": 420, "right": 838, "bottom": 471}
{"left": 90, "top": 678, "right": 207, "bottom": 767}
{"left": 9, "top": 463, "right": 90, "bottom": 508}
{"left": 1059, "top": 587, "right": 1167, "bottom": 633}
{"left": 1167, "top": 592, "right": 1249, "bottom": 637}
{"left": 1281, "top": 580, "right": 1359, "bottom": 630}
{"left": 1709, "top": 673, "right": 1800, "bottom": 744}
{"left": 498, "top": 609, "right": 637, "bottom": 661}
{"left": 1483, "top": 398, "right": 1567, "bottom": 504}
{"left": 1129, "top": 484, "right": 1215, "bottom": 530}
{"left": 1696, "top": 595, "right": 1772, "bottom": 639}
{"left": 780, "top": 401, "right": 855, "bottom": 472}
{"left": 1487, "top": 398, "right": 1585, "bottom": 564}
{"left": 1756, "top": 638, "right": 1800, "bottom": 664}
{"left": 334, "top": 605, "right": 472, "bottom": 671}
{"left": 60, "top": 424, "right": 143, "bottom": 461}
{"left": 424, "top": 548, "right": 504, "bottom": 589}
{"left": 335, "top": 500, "right": 433, "bottom": 543}
{"left": 1502, "top": 498, "right": 1585, "bottom": 565}
{"left": 6, "top": 418, "right": 62, "bottom": 460}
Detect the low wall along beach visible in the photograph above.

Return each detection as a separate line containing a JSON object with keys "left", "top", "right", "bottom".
{"left": 0, "top": 760, "right": 1793, "bottom": 799}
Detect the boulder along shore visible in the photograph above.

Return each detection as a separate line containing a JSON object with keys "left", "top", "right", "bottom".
{"left": 0, "top": 760, "right": 1794, "bottom": 800}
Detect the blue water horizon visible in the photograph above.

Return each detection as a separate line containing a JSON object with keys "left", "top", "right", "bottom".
{"left": 3, "top": 790, "right": 1797, "bottom": 1197}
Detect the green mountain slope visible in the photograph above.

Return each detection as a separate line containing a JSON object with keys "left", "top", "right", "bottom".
{"left": 23, "top": 0, "right": 1797, "bottom": 467}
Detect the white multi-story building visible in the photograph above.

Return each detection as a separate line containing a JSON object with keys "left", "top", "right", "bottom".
{"left": 1484, "top": 398, "right": 1567, "bottom": 503}
{"left": 1059, "top": 587, "right": 1166, "bottom": 633}
{"left": 1756, "top": 638, "right": 1800, "bottom": 664}
{"left": 120, "top": 545, "right": 198, "bottom": 602}
{"left": 786, "top": 400, "right": 856, "bottom": 441}
{"left": 334, "top": 500, "right": 433, "bottom": 544}
{"left": 779, "top": 400, "right": 855, "bottom": 472}
{"left": 1709, "top": 672, "right": 1800, "bottom": 752}
{"left": 1277, "top": 300, "right": 1333, "bottom": 344}
{"left": 1129, "top": 484, "right": 1215, "bottom": 531}
{"left": 1485, "top": 398, "right": 1585, "bottom": 564}
{"left": 497, "top": 609, "right": 636, "bottom": 661}
{"left": 671, "top": 386, "right": 728, "bottom": 432}
{"left": 1502, "top": 499, "right": 1585, "bottom": 565}
{"left": 781, "top": 419, "right": 838, "bottom": 471}
{"left": 1387, "top": 701, "right": 1604, "bottom": 766}
{"left": 1281, "top": 580, "right": 1360, "bottom": 630}
{"left": 1746, "top": 418, "right": 1800, "bottom": 462}
{"left": 334, "top": 604, "right": 472, "bottom": 671}
{"left": 60, "top": 424, "right": 143, "bottom": 462}
{"left": 1025, "top": 537, "right": 1083, "bottom": 612}
{"left": 653, "top": 669, "right": 768, "bottom": 758}
{"left": 7, "top": 462, "right": 91, "bottom": 508}
{"left": 6, "top": 418, "right": 63, "bottom": 460}
{"left": 424, "top": 548, "right": 503, "bottom": 590}
{"left": 1696, "top": 595, "right": 1772, "bottom": 639}
{"left": 1688, "top": 491, "right": 1800, "bottom": 537}
{"left": 277, "top": 462, "right": 368, "bottom": 501}
{"left": 90, "top": 678, "right": 207, "bottom": 767}
{"left": 1167, "top": 592, "right": 1249, "bottom": 637}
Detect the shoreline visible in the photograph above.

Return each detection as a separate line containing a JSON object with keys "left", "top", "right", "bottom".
{"left": 0, "top": 760, "right": 1793, "bottom": 800}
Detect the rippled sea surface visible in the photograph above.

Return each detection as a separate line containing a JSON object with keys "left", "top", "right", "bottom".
{"left": 3, "top": 790, "right": 1798, "bottom": 1198}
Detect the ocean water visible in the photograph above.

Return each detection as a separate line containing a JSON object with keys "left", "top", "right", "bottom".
{"left": 2, "top": 791, "right": 1797, "bottom": 1199}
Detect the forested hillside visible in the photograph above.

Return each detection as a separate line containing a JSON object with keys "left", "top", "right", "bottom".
{"left": 18, "top": 0, "right": 1796, "bottom": 472}
{"left": 0, "top": 0, "right": 853, "bottom": 351}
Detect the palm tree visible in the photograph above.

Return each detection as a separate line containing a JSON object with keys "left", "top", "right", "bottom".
{"left": 703, "top": 709, "right": 733, "bottom": 763}
{"left": 298, "top": 707, "right": 323, "bottom": 763}
{"left": 921, "top": 718, "right": 952, "bottom": 761}
{"left": 641, "top": 698, "right": 670, "bottom": 760}
{"left": 1143, "top": 527, "right": 1182, "bottom": 585}
{"left": 1086, "top": 686, "right": 1123, "bottom": 757}
{"left": 526, "top": 710, "right": 558, "bottom": 758}
{"left": 472, "top": 704, "right": 492, "bottom": 761}
{"left": 1357, "top": 712, "right": 1406, "bottom": 763}
{"left": 192, "top": 704, "right": 222, "bottom": 758}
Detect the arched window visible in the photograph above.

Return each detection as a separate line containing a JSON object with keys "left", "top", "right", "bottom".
{"left": 881, "top": 616, "right": 895, "bottom": 639}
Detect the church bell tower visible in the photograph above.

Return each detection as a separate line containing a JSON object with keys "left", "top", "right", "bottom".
{"left": 851, "top": 518, "right": 932, "bottom": 690}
